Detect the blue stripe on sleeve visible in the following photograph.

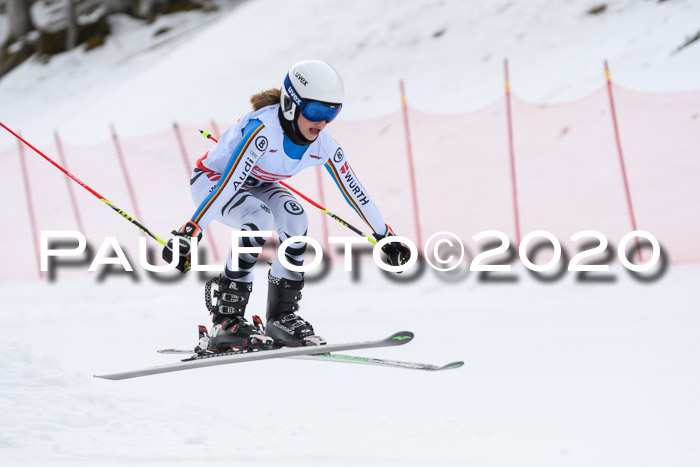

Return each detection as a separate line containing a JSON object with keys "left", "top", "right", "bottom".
{"left": 324, "top": 161, "right": 363, "bottom": 218}
{"left": 191, "top": 119, "right": 264, "bottom": 224}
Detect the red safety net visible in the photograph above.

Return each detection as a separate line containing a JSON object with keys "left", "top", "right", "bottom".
{"left": 2, "top": 84, "right": 699, "bottom": 281}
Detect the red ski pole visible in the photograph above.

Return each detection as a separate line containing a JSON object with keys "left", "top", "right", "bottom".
{"left": 1, "top": 121, "right": 167, "bottom": 246}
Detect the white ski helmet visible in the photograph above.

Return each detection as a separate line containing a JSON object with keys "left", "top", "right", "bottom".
{"left": 280, "top": 60, "right": 344, "bottom": 123}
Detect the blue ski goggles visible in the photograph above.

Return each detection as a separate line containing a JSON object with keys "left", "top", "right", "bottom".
{"left": 300, "top": 100, "right": 342, "bottom": 122}
{"left": 284, "top": 76, "right": 342, "bottom": 122}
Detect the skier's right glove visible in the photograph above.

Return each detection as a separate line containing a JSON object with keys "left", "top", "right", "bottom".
{"left": 162, "top": 221, "right": 202, "bottom": 273}
{"left": 373, "top": 230, "right": 412, "bottom": 271}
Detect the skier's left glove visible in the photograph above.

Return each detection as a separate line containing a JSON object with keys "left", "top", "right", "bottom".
{"left": 162, "top": 221, "right": 202, "bottom": 273}
{"left": 373, "top": 230, "right": 412, "bottom": 271}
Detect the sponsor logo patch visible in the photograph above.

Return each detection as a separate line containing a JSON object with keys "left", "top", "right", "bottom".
{"left": 341, "top": 169, "right": 370, "bottom": 206}
{"left": 255, "top": 135, "right": 268, "bottom": 152}
{"left": 283, "top": 200, "right": 304, "bottom": 216}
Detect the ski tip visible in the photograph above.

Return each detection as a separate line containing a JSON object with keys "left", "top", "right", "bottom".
{"left": 94, "top": 372, "right": 141, "bottom": 381}
{"left": 438, "top": 361, "right": 465, "bottom": 371}
{"left": 387, "top": 331, "right": 415, "bottom": 345}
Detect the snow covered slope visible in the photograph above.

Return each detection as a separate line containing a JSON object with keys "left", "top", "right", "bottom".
{"left": 1, "top": 0, "right": 699, "bottom": 147}
{"left": 2, "top": 265, "right": 700, "bottom": 466}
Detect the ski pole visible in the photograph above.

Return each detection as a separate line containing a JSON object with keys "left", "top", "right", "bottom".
{"left": 1, "top": 121, "right": 167, "bottom": 246}
{"left": 200, "top": 130, "right": 377, "bottom": 245}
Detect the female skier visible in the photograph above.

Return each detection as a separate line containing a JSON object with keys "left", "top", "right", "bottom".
{"left": 163, "top": 60, "right": 411, "bottom": 349}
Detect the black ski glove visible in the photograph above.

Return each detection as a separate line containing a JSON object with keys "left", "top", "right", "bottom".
{"left": 162, "top": 221, "right": 202, "bottom": 273}
{"left": 373, "top": 230, "right": 412, "bottom": 270}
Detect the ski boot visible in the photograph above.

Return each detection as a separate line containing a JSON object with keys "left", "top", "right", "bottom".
{"left": 264, "top": 274, "right": 326, "bottom": 347}
{"left": 205, "top": 275, "right": 272, "bottom": 351}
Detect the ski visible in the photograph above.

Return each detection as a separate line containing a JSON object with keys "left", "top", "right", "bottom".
{"left": 158, "top": 349, "right": 463, "bottom": 371}
{"left": 291, "top": 354, "right": 464, "bottom": 371}
{"left": 94, "top": 331, "right": 415, "bottom": 380}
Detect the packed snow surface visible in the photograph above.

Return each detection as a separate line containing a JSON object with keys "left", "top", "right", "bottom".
{"left": 2, "top": 265, "right": 700, "bottom": 467}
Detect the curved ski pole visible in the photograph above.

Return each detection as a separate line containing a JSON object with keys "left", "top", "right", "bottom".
{"left": 200, "top": 130, "right": 377, "bottom": 245}
{"left": 1, "top": 121, "right": 167, "bottom": 246}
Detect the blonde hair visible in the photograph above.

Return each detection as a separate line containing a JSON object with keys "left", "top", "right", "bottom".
{"left": 250, "top": 88, "right": 281, "bottom": 110}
